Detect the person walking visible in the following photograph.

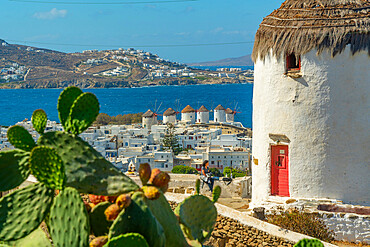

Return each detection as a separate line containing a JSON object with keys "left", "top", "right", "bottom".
{"left": 200, "top": 160, "right": 214, "bottom": 192}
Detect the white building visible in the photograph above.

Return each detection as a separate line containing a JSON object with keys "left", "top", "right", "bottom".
{"left": 181, "top": 105, "right": 196, "bottom": 124}
{"left": 196, "top": 105, "right": 209, "bottom": 124}
{"left": 251, "top": 0, "right": 370, "bottom": 206}
{"left": 142, "top": 109, "right": 158, "bottom": 129}
{"left": 163, "top": 108, "right": 177, "bottom": 124}
{"left": 214, "top": 105, "right": 226, "bottom": 123}
{"left": 225, "top": 108, "right": 235, "bottom": 122}
{"left": 202, "top": 147, "right": 250, "bottom": 172}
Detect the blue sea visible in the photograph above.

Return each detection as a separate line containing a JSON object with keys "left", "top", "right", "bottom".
{"left": 0, "top": 84, "right": 253, "bottom": 128}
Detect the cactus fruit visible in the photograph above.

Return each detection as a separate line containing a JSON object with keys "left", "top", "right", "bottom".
{"left": 142, "top": 186, "right": 161, "bottom": 200}
{"left": 105, "top": 233, "right": 149, "bottom": 247}
{"left": 89, "top": 236, "right": 108, "bottom": 247}
{"left": 139, "top": 163, "right": 151, "bottom": 186}
{"left": 7, "top": 125, "right": 36, "bottom": 152}
{"left": 0, "top": 183, "right": 54, "bottom": 241}
{"left": 104, "top": 204, "right": 121, "bottom": 221}
{"left": 116, "top": 194, "right": 131, "bottom": 209}
{"left": 31, "top": 109, "right": 47, "bottom": 134}
{"left": 294, "top": 239, "right": 324, "bottom": 247}
{"left": 29, "top": 146, "right": 65, "bottom": 190}
{"left": 195, "top": 179, "right": 200, "bottom": 195}
{"left": 149, "top": 169, "right": 170, "bottom": 192}
{"left": 89, "top": 195, "right": 109, "bottom": 205}
{"left": 90, "top": 202, "right": 113, "bottom": 236}
{"left": 65, "top": 93, "right": 99, "bottom": 135}
{"left": 0, "top": 149, "right": 30, "bottom": 191}
{"left": 212, "top": 185, "right": 221, "bottom": 203}
{"left": 49, "top": 187, "right": 90, "bottom": 247}
{"left": 145, "top": 193, "right": 189, "bottom": 247}
{"left": 38, "top": 131, "right": 139, "bottom": 195}
{"left": 109, "top": 192, "right": 165, "bottom": 247}
{"left": 57, "top": 86, "right": 82, "bottom": 128}
{"left": 175, "top": 195, "right": 217, "bottom": 243}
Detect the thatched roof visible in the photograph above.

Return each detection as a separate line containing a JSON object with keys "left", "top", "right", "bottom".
{"left": 198, "top": 105, "right": 209, "bottom": 112}
{"left": 142, "top": 109, "right": 155, "bottom": 117}
{"left": 215, "top": 105, "right": 226, "bottom": 111}
{"left": 181, "top": 105, "right": 196, "bottom": 113}
{"left": 225, "top": 108, "right": 234, "bottom": 114}
{"left": 252, "top": 0, "right": 370, "bottom": 62}
{"left": 163, "top": 108, "right": 176, "bottom": 116}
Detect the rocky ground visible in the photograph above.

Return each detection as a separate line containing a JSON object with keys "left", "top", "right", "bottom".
{"left": 168, "top": 201, "right": 295, "bottom": 247}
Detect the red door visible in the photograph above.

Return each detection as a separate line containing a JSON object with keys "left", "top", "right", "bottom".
{"left": 271, "top": 145, "right": 289, "bottom": 197}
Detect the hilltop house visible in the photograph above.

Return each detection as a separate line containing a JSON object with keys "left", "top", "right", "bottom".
{"left": 251, "top": 0, "right": 370, "bottom": 206}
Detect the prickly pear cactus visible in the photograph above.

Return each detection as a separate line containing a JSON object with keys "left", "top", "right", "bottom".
{"left": 89, "top": 236, "right": 108, "bottom": 247}
{"left": 65, "top": 92, "right": 99, "bottom": 135}
{"left": 90, "top": 202, "right": 113, "bottom": 236}
{"left": 0, "top": 183, "right": 54, "bottom": 241}
{"left": 0, "top": 150, "right": 30, "bottom": 191}
{"left": 145, "top": 193, "right": 189, "bottom": 247}
{"left": 49, "top": 187, "right": 90, "bottom": 247}
{"left": 5, "top": 227, "right": 52, "bottom": 247}
{"left": 7, "top": 125, "right": 35, "bottom": 152}
{"left": 195, "top": 179, "right": 200, "bottom": 195}
{"left": 212, "top": 185, "right": 221, "bottom": 203}
{"left": 139, "top": 163, "right": 151, "bottom": 186}
{"left": 109, "top": 192, "right": 165, "bottom": 247}
{"left": 31, "top": 109, "right": 47, "bottom": 134}
{"left": 105, "top": 233, "right": 149, "bottom": 247}
{"left": 294, "top": 239, "right": 324, "bottom": 247}
{"left": 57, "top": 86, "right": 82, "bottom": 128}
{"left": 175, "top": 195, "right": 217, "bottom": 243}
{"left": 38, "top": 131, "right": 139, "bottom": 195}
{"left": 29, "top": 146, "right": 65, "bottom": 190}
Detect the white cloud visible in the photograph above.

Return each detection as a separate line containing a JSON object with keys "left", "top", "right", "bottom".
{"left": 33, "top": 8, "right": 67, "bottom": 20}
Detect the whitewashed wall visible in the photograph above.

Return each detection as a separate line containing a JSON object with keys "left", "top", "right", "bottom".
{"left": 214, "top": 110, "right": 226, "bottom": 123}
{"left": 163, "top": 115, "right": 176, "bottom": 124}
{"left": 181, "top": 112, "right": 196, "bottom": 124}
{"left": 197, "top": 111, "right": 209, "bottom": 123}
{"left": 252, "top": 47, "right": 370, "bottom": 206}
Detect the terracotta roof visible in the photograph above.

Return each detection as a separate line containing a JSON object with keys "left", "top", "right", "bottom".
{"left": 197, "top": 105, "right": 209, "bottom": 112}
{"left": 225, "top": 108, "right": 234, "bottom": 114}
{"left": 181, "top": 105, "right": 196, "bottom": 113}
{"left": 215, "top": 105, "right": 226, "bottom": 111}
{"left": 142, "top": 109, "right": 155, "bottom": 117}
{"left": 252, "top": 0, "right": 370, "bottom": 62}
{"left": 163, "top": 108, "right": 176, "bottom": 116}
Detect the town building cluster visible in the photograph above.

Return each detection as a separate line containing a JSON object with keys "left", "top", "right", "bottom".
{"left": 0, "top": 62, "right": 27, "bottom": 83}
{"left": 0, "top": 104, "right": 251, "bottom": 175}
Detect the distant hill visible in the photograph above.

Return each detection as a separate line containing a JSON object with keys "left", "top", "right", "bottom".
{"left": 188, "top": 55, "right": 253, "bottom": 67}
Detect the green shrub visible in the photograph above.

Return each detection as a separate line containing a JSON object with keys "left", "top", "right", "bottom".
{"left": 223, "top": 167, "right": 246, "bottom": 177}
{"left": 172, "top": 165, "right": 199, "bottom": 174}
{"left": 267, "top": 209, "right": 335, "bottom": 242}
{"left": 209, "top": 168, "right": 223, "bottom": 177}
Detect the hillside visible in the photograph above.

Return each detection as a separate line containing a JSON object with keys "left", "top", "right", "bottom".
{"left": 188, "top": 55, "right": 254, "bottom": 67}
{"left": 0, "top": 39, "right": 253, "bottom": 89}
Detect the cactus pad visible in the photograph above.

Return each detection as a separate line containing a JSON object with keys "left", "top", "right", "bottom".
{"left": 5, "top": 227, "right": 52, "bottom": 247}
{"left": 109, "top": 192, "right": 165, "bottom": 247}
{"left": 31, "top": 109, "right": 47, "bottom": 134}
{"left": 175, "top": 195, "right": 217, "bottom": 243}
{"left": 90, "top": 202, "right": 113, "bottom": 236}
{"left": 7, "top": 126, "right": 35, "bottom": 152}
{"left": 0, "top": 150, "right": 30, "bottom": 191}
{"left": 38, "top": 131, "right": 139, "bottom": 195}
{"left": 212, "top": 185, "right": 221, "bottom": 203}
{"left": 30, "top": 146, "right": 65, "bottom": 190}
{"left": 145, "top": 193, "right": 189, "bottom": 247}
{"left": 64, "top": 93, "right": 99, "bottom": 135}
{"left": 49, "top": 187, "right": 90, "bottom": 247}
{"left": 105, "top": 233, "right": 149, "bottom": 247}
{"left": 195, "top": 179, "right": 200, "bottom": 195}
{"left": 57, "top": 86, "right": 82, "bottom": 128}
{"left": 0, "top": 183, "right": 54, "bottom": 241}
{"left": 294, "top": 239, "right": 324, "bottom": 247}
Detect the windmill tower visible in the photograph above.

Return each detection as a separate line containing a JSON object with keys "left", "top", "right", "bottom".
{"left": 197, "top": 105, "right": 210, "bottom": 124}
{"left": 251, "top": 0, "right": 370, "bottom": 206}
{"left": 163, "top": 108, "right": 177, "bottom": 124}
{"left": 142, "top": 109, "right": 158, "bottom": 129}
{"left": 214, "top": 104, "right": 226, "bottom": 123}
{"left": 181, "top": 105, "right": 196, "bottom": 124}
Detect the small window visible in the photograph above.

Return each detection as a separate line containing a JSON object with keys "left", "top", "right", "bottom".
{"left": 286, "top": 53, "right": 300, "bottom": 72}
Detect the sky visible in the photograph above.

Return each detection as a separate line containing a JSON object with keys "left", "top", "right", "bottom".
{"left": 0, "top": 0, "right": 282, "bottom": 63}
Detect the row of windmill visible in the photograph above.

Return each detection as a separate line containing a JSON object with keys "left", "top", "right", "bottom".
{"left": 142, "top": 104, "right": 241, "bottom": 128}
